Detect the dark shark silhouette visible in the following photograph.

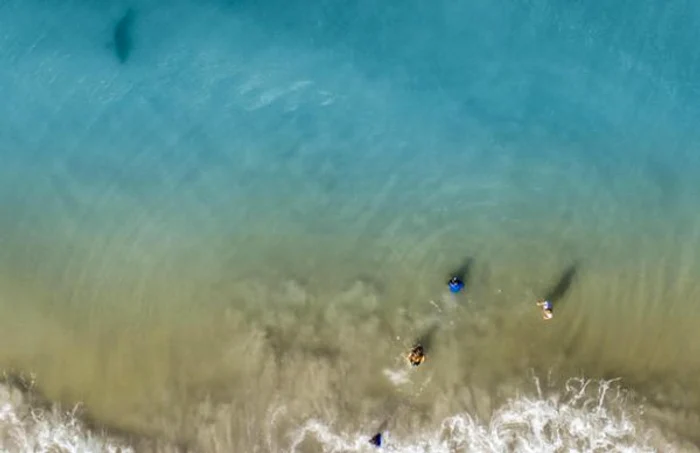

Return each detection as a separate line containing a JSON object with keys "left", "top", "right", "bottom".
{"left": 113, "top": 9, "right": 135, "bottom": 63}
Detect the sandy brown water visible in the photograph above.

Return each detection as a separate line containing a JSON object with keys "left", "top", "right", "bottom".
{"left": 2, "top": 225, "right": 700, "bottom": 451}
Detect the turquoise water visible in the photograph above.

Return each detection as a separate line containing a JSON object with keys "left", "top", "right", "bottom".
{"left": 2, "top": 0, "right": 700, "bottom": 451}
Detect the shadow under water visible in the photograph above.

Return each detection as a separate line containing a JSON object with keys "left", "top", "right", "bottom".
{"left": 449, "top": 257, "right": 474, "bottom": 286}
{"left": 414, "top": 321, "right": 440, "bottom": 353}
{"left": 544, "top": 263, "right": 578, "bottom": 307}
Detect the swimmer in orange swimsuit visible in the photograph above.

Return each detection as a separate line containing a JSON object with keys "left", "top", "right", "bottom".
{"left": 407, "top": 344, "right": 426, "bottom": 366}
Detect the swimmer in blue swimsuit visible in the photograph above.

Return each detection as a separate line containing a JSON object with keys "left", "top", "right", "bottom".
{"left": 536, "top": 299, "right": 553, "bottom": 320}
{"left": 448, "top": 276, "right": 465, "bottom": 293}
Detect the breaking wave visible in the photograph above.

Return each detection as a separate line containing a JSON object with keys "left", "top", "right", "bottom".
{"left": 287, "top": 378, "right": 692, "bottom": 453}
{"left": 1, "top": 376, "right": 697, "bottom": 452}
{"left": 0, "top": 379, "right": 131, "bottom": 453}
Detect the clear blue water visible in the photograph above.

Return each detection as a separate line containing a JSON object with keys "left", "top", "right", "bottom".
{"left": 1, "top": 0, "right": 700, "bottom": 450}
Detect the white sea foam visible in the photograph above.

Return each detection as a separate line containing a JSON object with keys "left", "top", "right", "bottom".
{"left": 287, "top": 379, "right": 688, "bottom": 453}
{"left": 0, "top": 383, "right": 131, "bottom": 453}
{"left": 0, "top": 377, "right": 695, "bottom": 453}
{"left": 382, "top": 368, "right": 411, "bottom": 387}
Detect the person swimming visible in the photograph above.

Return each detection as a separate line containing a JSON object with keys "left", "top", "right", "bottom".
{"left": 407, "top": 344, "right": 426, "bottom": 366}
{"left": 369, "top": 432, "right": 383, "bottom": 447}
{"left": 536, "top": 299, "right": 553, "bottom": 320}
{"left": 447, "top": 276, "right": 465, "bottom": 293}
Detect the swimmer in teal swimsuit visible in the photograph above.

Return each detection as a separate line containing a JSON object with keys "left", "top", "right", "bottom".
{"left": 536, "top": 299, "right": 553, "bottom": 320}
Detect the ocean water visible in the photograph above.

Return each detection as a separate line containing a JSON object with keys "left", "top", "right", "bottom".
{"left": 1, "top": 0, "right": 700, "bottom": 451}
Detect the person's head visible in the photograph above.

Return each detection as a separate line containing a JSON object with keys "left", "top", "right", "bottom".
{"left": 543, "top": 308, "right": 553, "bottom": 320}
{"left": 448, "top": 277, "right": 464, "bottom": 293}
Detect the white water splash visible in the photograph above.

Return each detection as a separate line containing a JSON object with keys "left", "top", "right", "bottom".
{"left": 287, "top": 378, "right": 688, "bottom": 453}
{"left": 0, "top": 383, "right": 131, "bottom": 453}
{"left": 0, "top": 377, "right": 693, "bottom": 453}
{"left": 382, "top": 368, "right": 411, "bottom": 387}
